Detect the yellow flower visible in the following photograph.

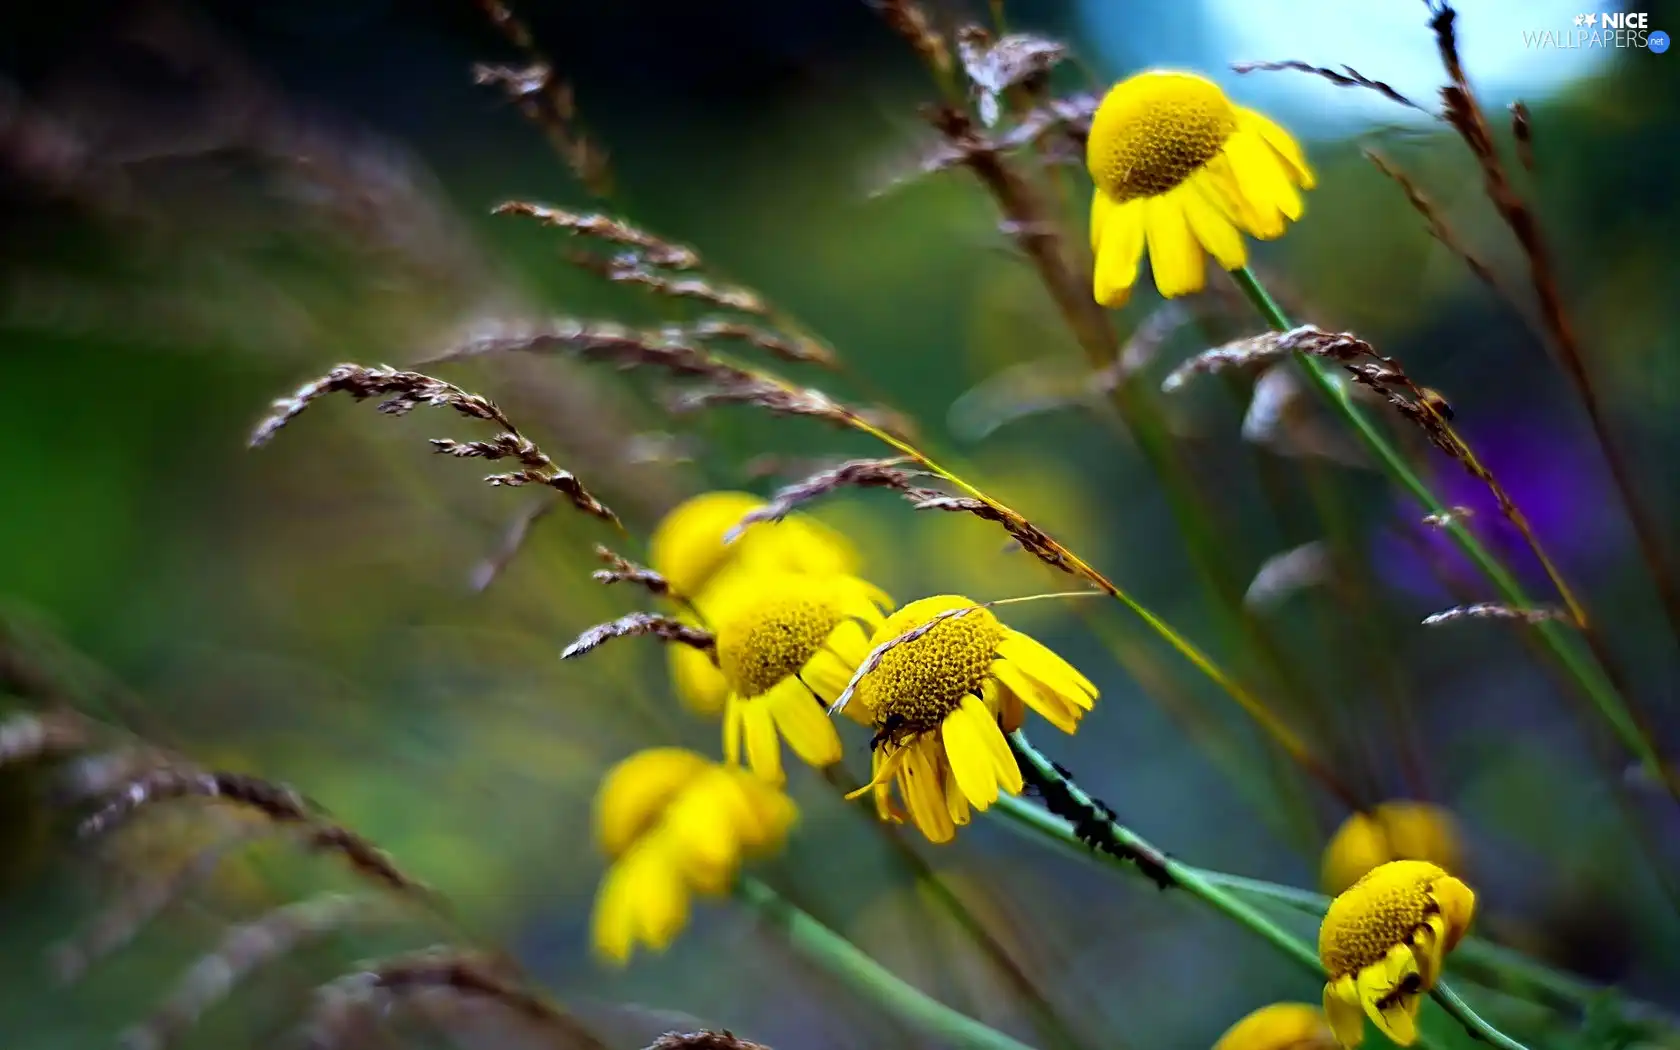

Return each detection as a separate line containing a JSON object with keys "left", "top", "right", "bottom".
{"left": 647, "top": 491, "right": 858, "bottom": 716}
{"left": 1319, "top": 860, "right": 1476, "bottom": 1047}
{"left": 848, "top": 595, "right": 1096, "bottom": 843}
{"left": 709, "top": 571, "right": 892, "bottom": 783}
{"left": 1213, "top": 1003, "right": 1337, "bottom": 1050}
{"left": 591, "top": 748, "right": 796, "bottom": 964}
{"left": 1086, "top": 70, "right": 1314, "bottom": 306}
{"left": 1322, "top": 801, "right": 1464, "bottom": 895}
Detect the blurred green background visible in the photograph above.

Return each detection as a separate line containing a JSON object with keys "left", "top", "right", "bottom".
{"left": 1, "top": 1, "right": 1677, "bottom": 1047}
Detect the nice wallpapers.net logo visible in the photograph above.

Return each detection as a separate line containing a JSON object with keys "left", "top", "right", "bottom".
{"left": 1523, "top": 11, "right": 1669, "bottom": 51}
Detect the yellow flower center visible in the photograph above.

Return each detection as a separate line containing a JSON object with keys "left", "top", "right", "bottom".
{"left": 863, "top": 596, "right": 1004, "bottom": 734}
{"left": 716, "top": 594, "right": 840, "bottom": 698}
{"left": 1319, "top": 860, "right": 1447, "bottom": 978}
{"left": 1087, "top": 71, "right": 1238, "bottom": 202}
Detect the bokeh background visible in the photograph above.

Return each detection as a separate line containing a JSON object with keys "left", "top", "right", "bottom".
{"left": 2, "top": 0, "right": 1678, "bottom": 1047}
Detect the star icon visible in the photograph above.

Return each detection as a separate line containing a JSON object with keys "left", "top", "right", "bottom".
{"left": 1585, "top": 12, "right": 1599, "bottom": 25}
{"left": 1573, "top": 13, "right": 1585, "bottom": 25}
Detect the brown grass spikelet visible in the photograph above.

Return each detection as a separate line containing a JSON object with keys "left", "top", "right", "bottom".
{"left": 304, "top": 946, "right": 607, "bottom": 1050}
{"left": 471, "top": 0, "right": 610, "bottom": 195}
{"left": 592, "top": 545, "right": 670, "bottom": 597}
{"left": 956, "top": 26, "right": 1066, "bottom": 127}
{"left": 560, "top": 613, "right": 715, "bottom": 661}
{"left": 250, "top": 363, "right": 619, "bottom": 526}
{"left": 121, "top": 893, "right": 404, "bottom": 1050}
{"left": 645, "top": 1033, "right": 773, "bottom": 1050}
{"left": 672, "top": 318, "right": 837, "bottom": 369}
{"left": 727, "top": 457, "right": 940, "bottom": 540}
{"left": 1230, "top": 59, "right": 1431, "bottom": 114}
{"left": 905, "top": 493, "right": 1081, "bottom": 579}
{"left": 868, "top": 0, "right": 951, "bottom": 74}
{"left": 420, "top": 318, "right": 749, "bottom": 379}
{"left": 877, "top": 93, "right": 1097, "bottom": 196}
{"left": 570, "top": 253, "right": 769, "bottom": 315}
{"left": 78, "top": 768, "right": 428, "bottom": 896}
{"left": 1422, "top": 603, "right": 1569, "bottom": 627}
{"left": 828, "top": 602, "right": 994, "bottom": 717}
{"left": 493, "top": 201, "right": 699, "bottom": 269}
{"left": 1364, "top": 149, "right": 1506, "bottom": 298}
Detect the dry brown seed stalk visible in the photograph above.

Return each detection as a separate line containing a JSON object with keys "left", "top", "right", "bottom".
{"left": 250, "top": 364, "right": 618, "bottom": 526}
{"left": 1509, "top": 101, "right": 1535, "bottom": 171}
{"left": 674, "top": 318, "right": 836, "bottom": 368}
{"left": 471, "top": 499, "right": 557, "bottom": 593}
{"left": 1230, "top": 59, "right": 1432, "bottom": 114}
{"left": 879, "top": 94, "right": 1097, "bottom": 195}
{"left": 1428, "top": 0, "right": 1680, "bottom": 641}
{"left": 907, "top": 493, "right": 1081, "bottom": 579}
{"left": 727, "top": 457, "right": 939, "bottom": 541}
{"left": 306, "top": 946, "right": 606, "bottom": 1050}
{"left": 1364, "top": 150, "right": 1507, "bottom": 299}
{"left": 592, "top": 546, "right": 670, "bottom": 597}
{"left": 1422, "top": 603, "right": 1568, "bottom": 626}
{"left": 471, "top": 0, "right": 610, "bottom": 195}
{"left": 79, "top": 768, "right": 427, "bottom": 896}
{"left": 646, "top": 1034, "right": 773, "bottom": 1050}
{"left": 421, "top": 318, "right": 752, "bottom": 380}
{"left": 121, "top": 893, "right": 400, "bottom": 1050}
{"left": 868, "top": 0, "right": 951, "bottom": 73}
{"left": 561, "top": 613, "right": 714, "bottom": 660}
{"left": 571, "top": 253, "right": 768, "bottom": 315}
{"left": 494, "top": 201, "right": 698, "bottom": 268}
{"left": 663, "top": 375, "right": 912, "bottom": 439}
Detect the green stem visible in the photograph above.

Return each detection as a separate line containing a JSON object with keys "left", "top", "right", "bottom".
{"left": 1430, "top": 982, "right": 1531, "bottom": 1050}
{"left": 1226, "top": 266, "right": 1662, "bottom": 788}
{"left": 1007, "top": 733, "right": 1322, "bottom": 975}
{"left": 734, "top": 876, "right": 1040, "bottom": 1050}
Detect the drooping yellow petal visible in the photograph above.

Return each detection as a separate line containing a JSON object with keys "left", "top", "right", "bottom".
{"left": 996, "top": 630, "right": 1097, "bottom": 697}
{"left": 1144, "top": 191, "right": 1205, "bottom": 298}
{"left": 722, "top": 695, "right": 745, "bottom": 767}
{"left": 594, "top": 748, "right": 709, "bottom": 859}
{"left": 990, "top": 657, "right": 1079, "bottom": 734}
{"left": 1431, "top": 874, "right": 1476, "bottom": 949}
{"left": 1225, "top": 128, "right": 1302, "bottom": 232}
{"left": 900, "top": 741, "right": 955, "bottom": 843}
{"left": 847, "top": 745, "right": 906, "bottom": 800}
{"left": 1355, "top": 946, "right": 1422, "bottom": 1047}
{"left": 1213, "top": 1002, "right": 1336, "bottom": 1050}
{"left": 1094, "top": 198, "right": 1147, "bottom": 307}
{"left": 1242, "top": 107, "right": 1316, "bottom": 188}
{"left": 766, "top": 676, "right": 843, "bottom": 767}
{"left": 942, "top": 695, "right": 1004, "bottom": 809}
{"left": 1183, "top": 178, "right": 1248, "bottom": 270}
{"left": 1411, "top": 913, "right": 1446, "bottom": 989}
{"left": 741, "top": 698, "right": 784, "bottom": 784}
{"left": 1323, "top": 975, "right": 1366, "bottom": 1049}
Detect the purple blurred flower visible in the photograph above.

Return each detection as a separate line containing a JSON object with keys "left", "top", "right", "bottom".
{"left": 1375, "top": 419, "right": 1619, "bottom": 601}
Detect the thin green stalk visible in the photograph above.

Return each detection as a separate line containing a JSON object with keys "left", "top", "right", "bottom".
{"left": 1227, "top": 266, "right": 1665, "bottom": 793}
{"left": 734, "top": 876, "right": 1039, "bottom": 1050}
{"left": 1007, "top": 732, "right": 1322, "bottom": 975}
{"left": 1430, "top": 983, "right": 1531, "bottom": 1050}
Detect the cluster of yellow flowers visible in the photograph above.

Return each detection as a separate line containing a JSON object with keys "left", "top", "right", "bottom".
{"left": 590, "top": 490, "right": 1098, "bottom": 960}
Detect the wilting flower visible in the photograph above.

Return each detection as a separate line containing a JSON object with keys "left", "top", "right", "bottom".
{"left": 709, "top": 571, "right": 892, "bottom": 783}
{"left": 1213, "top": 1003, "right": 1337, "bottom": 1050}
{"left": 591, "top": 748, "right": 796, "bottom": 963}
{"left": 647, "top": 491, "right": 858, "bottom": 715}
{"left": 1322, "top": 801, "right": 1464, "bottom": 895}
{"left": 1319, "top": 860, "right": 1476, "bottom": 1047}
{"left": 1086, "top": 70, "right": 1314, "bottom": 306}
{"left": 848, "top": 595, "right": 1096, "bottom": 843}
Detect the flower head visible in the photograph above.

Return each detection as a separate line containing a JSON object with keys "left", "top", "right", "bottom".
{"left": 1213, "top": 1003, "right": 1337, "bottom": 1050}
{"left": 1319, "top": 860, "right": 1476, "bottom": 1047}
{"left": 848, "top": 595, "right": 1096, "bottom": 843}
{"left": 1086, "top": 71, "right": 1314, "bottom": 305}
{"left": 708, "top": 571, "right": 891, "bottom": 783}
{"left": 592, "top": 748, "right": 796, "bottom": 964}
{"left": 648, "top": 491, "right": 858, "bottom": 716}
{"left": 1322, "top": 801, "right": 1464, "bottom": 895}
